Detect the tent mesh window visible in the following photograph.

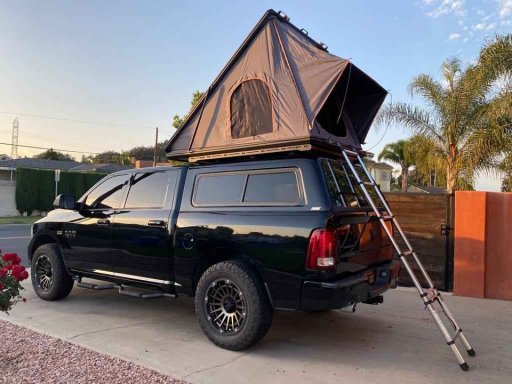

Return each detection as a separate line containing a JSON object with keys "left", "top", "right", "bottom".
{"left": 230, "top": 79, "right": 273, "bottom": 138}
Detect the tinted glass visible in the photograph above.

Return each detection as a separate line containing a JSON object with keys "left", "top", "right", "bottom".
{"left": 194, "top": 173, "right": 245, "bottom": 205}
{"left": 85, "top": 175, "right": 129, "bottom": 209}
{"left": 230, "top": 79, "right": 273, "bottom": 138}
{"left": 321, "top": 159, "right": 383, "bottom": 208}
{"left": 125, "top": 171, "right": 176, "bottom": 208}
{"left": 243, "top": 172, "right": 300, "bottom": 203}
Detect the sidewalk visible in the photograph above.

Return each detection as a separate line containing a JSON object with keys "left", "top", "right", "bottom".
{"left": 1, "top": 279, "right": 511, "bottom": 384}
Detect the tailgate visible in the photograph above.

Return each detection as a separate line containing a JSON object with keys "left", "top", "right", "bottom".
{"left": 329, "top": 212, "right": 393, "bottom": 273}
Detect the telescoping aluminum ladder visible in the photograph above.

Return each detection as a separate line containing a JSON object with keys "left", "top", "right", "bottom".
{"left": 341, "top": 149, "right": 475, "bottom": 371}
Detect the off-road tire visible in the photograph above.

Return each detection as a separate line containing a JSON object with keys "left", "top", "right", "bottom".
{"left": 31, "top": 244, "right": 74, "bottom": 301}
{"left": 195, "top": 260, "right": 273, "bottom": 350}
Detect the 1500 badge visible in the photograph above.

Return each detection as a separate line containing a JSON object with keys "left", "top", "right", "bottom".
{"left": 57, "top": 230, "right": 76, "bottom": 239}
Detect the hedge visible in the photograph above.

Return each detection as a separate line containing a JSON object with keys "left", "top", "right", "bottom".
{"left": 15, "top": 168, "right": 106, "bottom": 215}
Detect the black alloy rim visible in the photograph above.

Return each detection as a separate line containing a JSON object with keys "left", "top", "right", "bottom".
{"left": 35, "top": 255, "right": 54, "bottom": 291}
{"left": 204, "top": 278, "right": 247, "bottom": 334}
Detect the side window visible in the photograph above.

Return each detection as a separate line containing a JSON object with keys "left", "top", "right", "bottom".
{"left": 85, "top": 175, "right": 129, "bottom": 209}
{"left": 230, "top": 79, "right": 273, "bottom": 138}
{"left": 194, "top": 173, "right": 245, "bottom": 205}
{"left": 193, "top": 169, "right": 302, "bottom": 206}
{"left": 124, "top": 171, "right": 177, "bottom": 209}
{"left": 243, "top": 172, "right": 300, "bottom": 203}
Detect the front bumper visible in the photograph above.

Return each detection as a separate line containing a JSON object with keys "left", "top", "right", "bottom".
{"left": 301, "top": 260, "right": 401, "bottom": 311}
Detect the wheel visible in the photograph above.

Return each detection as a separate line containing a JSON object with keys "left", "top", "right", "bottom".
{"left": 31, "top": 244, "right": 74, "bottom": 301}
{"left": 195, "top": 260, "right": 273, "bottom": 350}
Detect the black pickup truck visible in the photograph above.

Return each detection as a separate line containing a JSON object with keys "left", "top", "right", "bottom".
{"left": 29, "top": 157, "right": 400, "bottom": 350}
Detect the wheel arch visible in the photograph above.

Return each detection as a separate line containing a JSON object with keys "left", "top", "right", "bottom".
{"left": 192, "top": 250, "right": 273, "bottom": 307}
{"left": 29, "top": 232, "right": 59, "bottom": 261}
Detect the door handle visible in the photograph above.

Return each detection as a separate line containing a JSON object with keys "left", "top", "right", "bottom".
{"left": 96, "top": 219, "right": 110, "bottom": 226}
{"left": 148, "top": 220, "right": 167, "bottom": 227}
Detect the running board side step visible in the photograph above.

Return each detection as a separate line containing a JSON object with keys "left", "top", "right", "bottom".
{"left": 75, "top": 278, "right": 176, "bottom": 299}
{"left": 338, "top": 149, "right": 475, "bottom": 371}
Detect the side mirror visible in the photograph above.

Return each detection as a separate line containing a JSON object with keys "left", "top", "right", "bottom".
{"left": 53, "top": 194, "right": 76, "bottom": 210}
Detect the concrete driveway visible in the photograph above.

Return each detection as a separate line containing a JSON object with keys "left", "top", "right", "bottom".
{"left": 1, "top": 278, "right": 511, "bottom": 384}
{"left": 0, "top": 224, "right": 31, "bottom": 265}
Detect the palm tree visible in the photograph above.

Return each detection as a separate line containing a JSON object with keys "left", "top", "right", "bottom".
{"left": 378, "top": 140, "right": 413, "bottom": 192}
{"left": 377, "top": 34, "right": 512, "bottom": 193}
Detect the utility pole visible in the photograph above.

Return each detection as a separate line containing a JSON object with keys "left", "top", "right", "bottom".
{"left": 11, "top": 118, "right": 19, "bottom": 159}
{"left": 153, "top": 127, "right": 159, "bottom": 167}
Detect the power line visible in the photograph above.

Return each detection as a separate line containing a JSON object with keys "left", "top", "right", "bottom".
{"left": 0, "top": 142, "right": 163, "bottom": 162}
{"left": 0, "top": 142, "right": 102, "bottom": 155}
{"left": 0, "top": 111, "right": 153, "bottom": 129}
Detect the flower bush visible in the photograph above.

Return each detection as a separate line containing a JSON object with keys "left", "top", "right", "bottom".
{"left": 0, "top": 250, "right": 29, "bottom": 313}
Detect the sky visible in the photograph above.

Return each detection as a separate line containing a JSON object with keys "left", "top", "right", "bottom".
{"left": 0, "top": 0, "right": 511, "bottom": 190}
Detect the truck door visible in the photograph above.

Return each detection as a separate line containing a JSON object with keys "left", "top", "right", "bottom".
{"left": 64, "top": 173, "right": 130, "bottom": 273}
{"left": 110, "top": 170, "right": 179, "bottom": 284}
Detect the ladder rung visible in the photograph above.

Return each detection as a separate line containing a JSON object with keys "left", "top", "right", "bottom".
{"left": 400, "top": 250, "right": 415, "bottom": 258}
{"left": 359, "top": 181, "right": 375, "bottom": 187}
{"left": 380, "top": 215, "right": 394, "bottom": 221}
{"left": 343, "top": 149, "right": 359, "bottom": 156}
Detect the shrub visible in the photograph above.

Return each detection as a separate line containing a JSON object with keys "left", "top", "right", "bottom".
{"left": 15, "top": 168, "right": 105, "bottom": 215}
{"left": 0, "top": 251, "right": 29, "bottom": 313}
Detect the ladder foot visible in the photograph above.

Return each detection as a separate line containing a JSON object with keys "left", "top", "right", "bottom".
{"left": 467, "top": 348, "right": 476, "bottom": 357}
{"left": 459, "top": 362, "right": 469, "bottom": 371}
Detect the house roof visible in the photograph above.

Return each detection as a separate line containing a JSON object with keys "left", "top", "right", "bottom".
{"left": 0, "top": 158, "right": 132, "bottom": 173}
{"left": 366, "top": 159, "right": 394, "bottom": 170}
{"left": 69, "top": 163, "right": 132, "bottom": 173}
{"left": 0, "top": 158, "right": 80, "bottom": 171}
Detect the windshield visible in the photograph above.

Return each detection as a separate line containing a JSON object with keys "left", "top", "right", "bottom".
{"left": 320, "top": 158, "right": 384, "bottom": 208}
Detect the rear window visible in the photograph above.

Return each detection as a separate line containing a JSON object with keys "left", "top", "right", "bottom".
{"left": 193, "top": 169, "right": 301, "bottom": 206}
{"left": 244, "top": 172, "right": 299, "bottom": 203}
{"left": 321, "top": 159, "right": 383, "bottom": 208}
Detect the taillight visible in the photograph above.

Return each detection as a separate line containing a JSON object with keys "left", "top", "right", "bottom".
{"left": 306, "top": 228, "right": 338, "bottom": 270}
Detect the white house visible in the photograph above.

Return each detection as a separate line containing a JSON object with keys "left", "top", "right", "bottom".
{"left": 366, "top": 160, "right": 394, "bottom": 192}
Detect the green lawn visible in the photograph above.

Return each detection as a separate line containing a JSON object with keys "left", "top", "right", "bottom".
{"left": 0, "top": 216, "right": 42, "bottom": 225}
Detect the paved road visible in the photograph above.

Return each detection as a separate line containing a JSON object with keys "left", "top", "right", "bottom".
{"left": 2, "top": 281, "right": 511, "bottom": 384}
{"left": 0, "top": 224, "right": 31, "bottom": 265}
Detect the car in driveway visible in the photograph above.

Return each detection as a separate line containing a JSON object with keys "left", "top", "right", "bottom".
{"left": 28, "top": 157, "right": 400, "bottom": 350}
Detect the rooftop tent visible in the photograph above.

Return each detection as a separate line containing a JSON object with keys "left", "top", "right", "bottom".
{"left": 165, "top": 10, "right": 387, "bottom": 162}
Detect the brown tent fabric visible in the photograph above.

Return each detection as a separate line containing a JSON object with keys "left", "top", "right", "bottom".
{"left": 165, "top": 10, "right": 387, "bottom": 162}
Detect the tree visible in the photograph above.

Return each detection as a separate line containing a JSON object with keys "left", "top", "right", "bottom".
{"left": 500, "top": 153, "right": 512, "bottom": 192}
{"left": 35, "top": 149, "right": 75, "bottom": 162}
{"left": 89, "top": 151, "right": 132, "bottom": 165}
{"left": 172, "top": 90, "right": 204, "bottom": 130}
{"left": 406, "top": 135, "right": 447, "bottom": 187}
{"left": 377, "top": 35, "right": 512, "bottom": 193}
{"left": 128, "top": 142, "right": 167, "bottom": 162}
{"left": 378, "top": 140, "right": 413, "bottom": 192}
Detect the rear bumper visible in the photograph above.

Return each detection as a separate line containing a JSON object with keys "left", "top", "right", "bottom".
{"left": 300, "top": 260, "right": 400, "bottom": 311}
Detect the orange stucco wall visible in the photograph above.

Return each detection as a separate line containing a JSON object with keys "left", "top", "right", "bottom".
{"left": 454, "top": 191, "right": 512, "bottom": 300}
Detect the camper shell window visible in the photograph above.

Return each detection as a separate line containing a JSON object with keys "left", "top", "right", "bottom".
{"left": 192, "top": 168, "right": 302, "bottom": 207}
{"left": 230, "top": 79, "right": 273, "bottom": 138}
